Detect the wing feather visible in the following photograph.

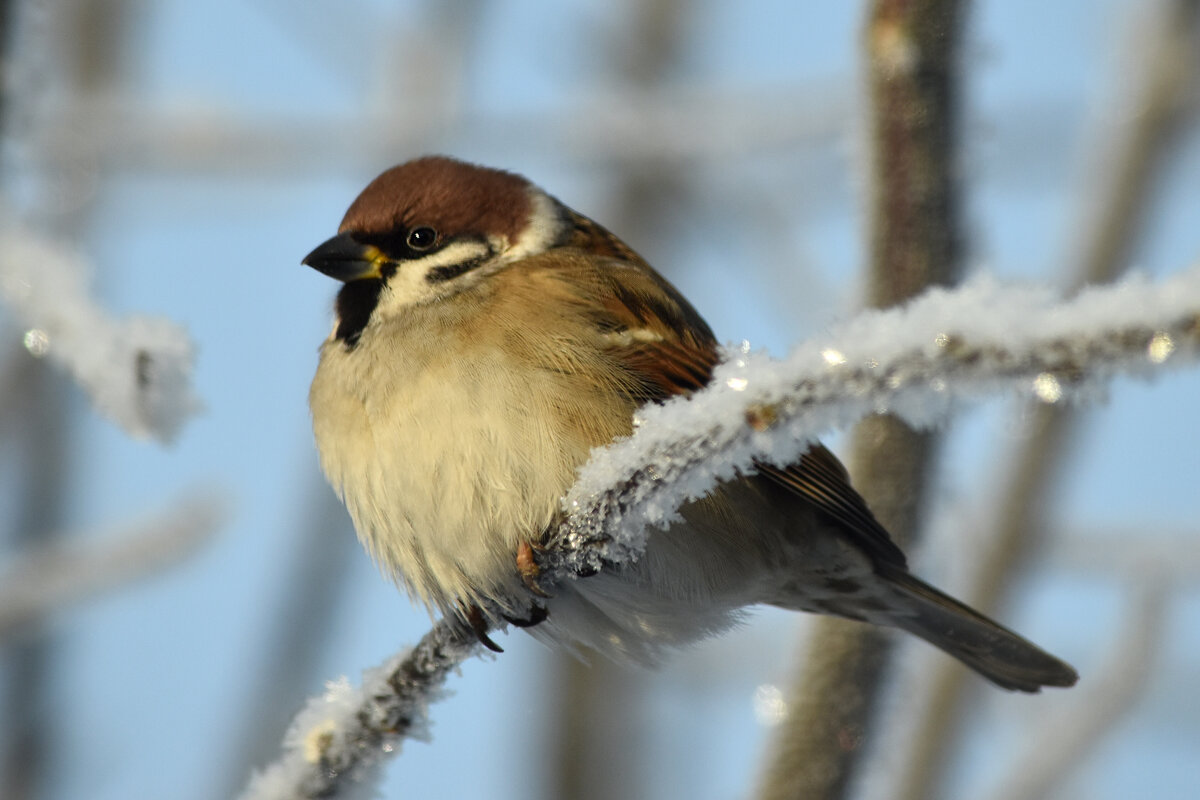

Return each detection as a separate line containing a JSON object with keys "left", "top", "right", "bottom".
{"left": 566, "top": 248, "right": 907, "bottom": 570}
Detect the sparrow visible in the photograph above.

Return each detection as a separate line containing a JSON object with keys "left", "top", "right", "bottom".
{"left": 303, "top": 156, "right": 1078, "bottom": 692}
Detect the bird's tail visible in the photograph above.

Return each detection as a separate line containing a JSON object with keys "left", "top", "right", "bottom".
{"left": 873, "top": 564, "right": 1078, "bottom": 692}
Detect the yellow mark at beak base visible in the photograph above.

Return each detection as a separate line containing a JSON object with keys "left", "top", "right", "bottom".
{"left": 302, "top": 232, "right": 389, "bottom": 282}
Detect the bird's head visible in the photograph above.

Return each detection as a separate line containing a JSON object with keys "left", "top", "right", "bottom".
{"left": 302, "top": 156, "right": 569, "bottom": 344}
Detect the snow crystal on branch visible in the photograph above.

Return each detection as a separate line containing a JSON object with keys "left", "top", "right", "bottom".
{"left": 0, "top": 223, "right": 200, "bottom": 442}
{"left": 239, "top": 265, "right": 1200, "bottom": 799}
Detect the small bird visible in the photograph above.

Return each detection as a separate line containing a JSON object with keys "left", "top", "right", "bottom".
{"left": 304, "top": 156, "right": 1077, "bottom": 692}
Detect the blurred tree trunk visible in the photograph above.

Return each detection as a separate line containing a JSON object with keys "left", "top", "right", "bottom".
{"left": 1, "top": 2, "right": 130, "bottom": 797}
{"left": 757, "top": 3, "right": 966, "bottom": 798}
{"left": 546, "top": 1, "right": 693, "bottom": 798}
{"left": 893, "top": 2, "right": 1200, "bottom": 797}
{"left": 1, "top": 361, "right": 70, "bottom": 800}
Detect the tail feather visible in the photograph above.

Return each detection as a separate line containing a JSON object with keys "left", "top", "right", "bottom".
{"left": 877, "top": 566, "right": 1078, "bottom": 693}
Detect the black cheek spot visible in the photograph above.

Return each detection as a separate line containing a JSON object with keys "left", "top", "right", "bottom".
{"left": 426, "top": 256, "right": 486, "bottom": 284}
{"left": 335, "top": 279, "right": 385, "bottom": 347}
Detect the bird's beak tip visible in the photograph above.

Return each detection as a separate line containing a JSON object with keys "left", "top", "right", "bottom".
{"left": 302, "top": 233, "right": 385, "bottom": 282}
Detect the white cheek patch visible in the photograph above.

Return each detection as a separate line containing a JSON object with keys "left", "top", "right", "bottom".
{"left": 374, "top": 240, "right": 494, "bottom": 314}
{"left": 505, "top": 190, "right": 567, "bottom": 262}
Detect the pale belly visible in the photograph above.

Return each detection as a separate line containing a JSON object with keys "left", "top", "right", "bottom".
{"left": 310, "top": 330, "right": 614, "bottom": 616}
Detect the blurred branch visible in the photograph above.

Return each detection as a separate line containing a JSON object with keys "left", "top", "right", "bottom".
{"left": 892, "top": 3, "right": 1200, "bottom": 798}
{"left": 1068, "top": 0, "right": 1200, "bottom": 290}
{"left": 1045, "top": 528, "right": 1200, "bottom": 580}
{"left": 757, "top": 2, "right": 966, "bottom": 797}
{"left": 0, "top": 221, "right": 202, "bottom": 442}
{"left": 18, "top": 89, "right": 1101, "bottom": 195}
{"left": 0, "top": 359, "right": 69, "bottom": 800}
{"left": 26, "top": 83, "right": 849, "bottom": 175}
{"left": 0, "top": 491, "right": 225, "bottom": 637}
{"left": 548, "top": 2, "right": 692, "bottom": 798}
{"left": 982, "top": 581, "right": 1169, "bottom": 800}
{"left": 861, "top": 1, "right": 965, "bottom": 308}
{"left": 1, "top": 5, "right": 135, "bottom": 797}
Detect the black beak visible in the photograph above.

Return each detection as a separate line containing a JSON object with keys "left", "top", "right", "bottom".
{"left": 302, "top": 233, "right": 387, "bottom": 282}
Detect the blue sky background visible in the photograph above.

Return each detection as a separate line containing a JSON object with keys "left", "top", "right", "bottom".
{"left": 2, "top": 1, "right": 1198, "bottom": 799}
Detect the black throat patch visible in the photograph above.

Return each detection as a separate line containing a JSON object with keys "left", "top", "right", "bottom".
{"left": 334, "top": 279, "right": 385, "bottom": 347}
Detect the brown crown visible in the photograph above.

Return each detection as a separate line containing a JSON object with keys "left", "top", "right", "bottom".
{"left": 338, "top": 156, "right": 534, "bottom": 245}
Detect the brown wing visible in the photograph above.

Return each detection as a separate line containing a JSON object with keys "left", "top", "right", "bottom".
{"left": 588, "top": 265, "right": 721, "bottom": 401}
{"left": 575, "top": 251, "right": 908, "bottom": 570}
{"left": 755, "top": 449, "right": 907, "bottom": 568}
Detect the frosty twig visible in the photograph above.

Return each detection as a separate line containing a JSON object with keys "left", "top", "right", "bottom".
{"left": 237, "top": 617, "right": 480, "bottom": 800}
{"left": 553, "top": 266, "right": 1200, "bottom": 572}
{"left": 0, "top": 223, "right": 201, "bottom": 442}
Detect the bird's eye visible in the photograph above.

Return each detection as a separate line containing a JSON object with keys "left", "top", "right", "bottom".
{"left": 406, "top": 226, "right": 438, "bottom": 250}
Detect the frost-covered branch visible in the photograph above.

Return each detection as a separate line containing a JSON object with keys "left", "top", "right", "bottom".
{"left": 237, "top": 617, "right": 480, "bottom": 800}
{"left": 0, "top": 492, "right": 225, "bottom": 637}
{"left": 242, "top": 265, "right": 1200, "bottom": 799}
{"left": 549, "top": 265, "right": 1200, "bottom": 573}
{"left": 894, "top": 5, "right": 1200, "bottom": 794}
{"left": 0, "top": 223, "right": 201, "bottom": 442}
{"left": 759, "top": 1, "right": 968, "bottom": 795}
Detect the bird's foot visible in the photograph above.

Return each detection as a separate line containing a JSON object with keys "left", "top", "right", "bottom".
{"left": 502, "top": 604, "right": 549, "bottom": 629}
{"left": 464, "top": 603, "right": 504, "bottom": 653}
{"left": 517, "top": 540, "right": 552, "bottom": 598}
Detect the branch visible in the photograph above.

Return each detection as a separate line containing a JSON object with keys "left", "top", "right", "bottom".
{"left": 758, "top": 1, "right": 967, "bottom": 796}
{"left": 220, "top": 483, "right": 363, "bottom": 798}
{"left": 892, "top": 3, "right": 1200, "bottom": 795}
{"left": 1046, "top": 528, "right": 1200, "bottom": 580}
{"left": 546, "top": 3, "right": 695, "bottom": 799}
{"left": 550, "top": 265, "right": 1200, "bottom": 572}
{"left": 1065, "top": 0, "right": 1200, "bottom": 290}
{"left": 0, "top": 222, "right": 201, "bottom": 442}
{"left": 241, "top": 265, "right": 1200, "bottom": 799}
{"left": 237, "top": 617, "right": 480, "bottom": 800}
{"left": 28, "top": 83, "right": 848, "bottom": 175}
{"left": 0, "top": 492, "right": 225, "bottom": 637}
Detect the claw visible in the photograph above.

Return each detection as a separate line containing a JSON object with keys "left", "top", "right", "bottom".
{"left": 502, "top": 604, "right": 549, "bottom": 628}
{"left": 464, "top": 604, "right": 504, "bottom": 653}
{"left": 517, "top": 540, "right": 552, "bottom": 598}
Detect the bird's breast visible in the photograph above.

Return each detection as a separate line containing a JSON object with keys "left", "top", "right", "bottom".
{"left": 308, "top": 310, "right": 629, "bottom": 614}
